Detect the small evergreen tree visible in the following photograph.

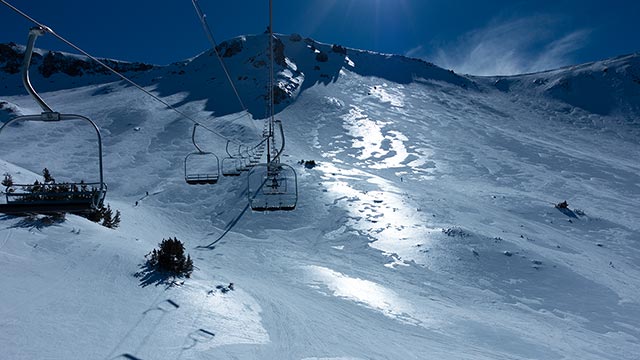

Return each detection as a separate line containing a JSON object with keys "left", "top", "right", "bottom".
{"left": 148, "top": 237, "right": 193, "bottom": 277}
{"left": 42, "top": 168, "right": 55, "bottom": 184}
{"left": 84, "top": 203, "right": 120, "bottom": 229}
{"left": 111, "top": 210, "right": 121, "bottom": 229}
{"left": 86, "top": 206, "right": 103, "bottom": 222}
{"left": 2, "top": 173, "right": 13, "bottom": 191}
{"left": 2, "top": 173, "right": 13, "bottom": 187}
{"left": 31, "top": 180, "right": 42, "bottom": 193}
{"left": 101, "top": 204, "right": 113, "bottom": 228}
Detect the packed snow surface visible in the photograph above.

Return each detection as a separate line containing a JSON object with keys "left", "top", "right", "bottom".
{"left": 1, "top": 34, "right": 639, "bottom": 359}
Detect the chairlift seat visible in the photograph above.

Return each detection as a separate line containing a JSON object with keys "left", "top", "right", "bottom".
{"left": 184, "top": 151, "right": 220, "bottom": 186}
{"left": 0, "top": 183, "right": 107, "bottom": 214}
{"left": 185, "top": 174, "right": 219, "bottom": 185}
{"left": 248, "top": 163, "right": 298, "bottom": 211}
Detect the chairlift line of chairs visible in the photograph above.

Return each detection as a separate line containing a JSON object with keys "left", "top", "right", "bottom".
{"left": 0, "top": 3, "right": 299, "bottom": 215}
{"left": 248, "top": 162, "right": 298, "bottom": 211}
{"left": 247, "top": 119, "right": 298, "bottom": 211}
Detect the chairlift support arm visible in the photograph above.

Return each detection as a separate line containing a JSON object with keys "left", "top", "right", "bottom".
{"left": 191, "top": 124, "right": 206, "bottom": 153}
{"left": 270, "top": 120, "right": 286, "bottom": 164}
{"left": 22, "top": 27, "right": 53, "bottom": 113}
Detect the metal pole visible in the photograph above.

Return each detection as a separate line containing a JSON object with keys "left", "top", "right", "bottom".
{"left": 191, "top": 124, "right": 206, "bottom": 153}
{"left": 22, "top": 27, "right": 53, "bottom": 113}
{"left": 267, "top": 0, "right": 274, "bottom": 164}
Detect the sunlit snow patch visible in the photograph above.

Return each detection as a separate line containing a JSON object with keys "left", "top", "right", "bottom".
{"left": 341, "top": 105, "right": 413, "bottom": 170}
{"left": 305, "top": 266, "right": 419, "bottom": 325}
{"left": 345, "top": 56, "right": 355, "bottom": 67}
{"left": 320, "top": 162, "right": 439, "bottom": 267}
{"left": 369, "top": 130, "right": 410, "bottom": 169}
{"left": 343, "top": 105, "right": 386, "bottom": 161}
{"left": 368, "top": 83, "right": 405, "bottom": 107}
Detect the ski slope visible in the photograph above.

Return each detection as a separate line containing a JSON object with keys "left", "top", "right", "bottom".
{"left": 1, "top": 34, "right": 639, "bottom": 359}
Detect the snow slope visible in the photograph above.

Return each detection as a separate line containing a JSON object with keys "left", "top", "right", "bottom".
{"left": 1, "top": 34, "right": 639, "bottom": 359}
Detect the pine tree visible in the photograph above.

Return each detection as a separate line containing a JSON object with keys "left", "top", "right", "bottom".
{"left": 101, "top": 204, "right": 113, "bottom": 228}
{"left": 149, "top": 237, "right": 193, "bottom": 277}
{"left": 111, "top": 210, "right": 121, "bottom": 229}
{"left": 2, "top": 173, "right": 14, "bottom": 193}
{"left": 185, "top": 255, "right": 194, "bottom": 277}
{"left": 86, "top": 205, "right": 103, "bottom": 222}
{"left": 42, "top": 168, "right": 55, "bottom": 184}
{"left": 2, "top": 173, "right": 13, "bottom": 188}
{"left": 31, "top": 180, "right": 42, "bottom": 193}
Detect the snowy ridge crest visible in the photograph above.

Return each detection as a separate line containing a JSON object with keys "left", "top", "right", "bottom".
{"left": 489, "top": 52, "right": 640, "bottom": 115}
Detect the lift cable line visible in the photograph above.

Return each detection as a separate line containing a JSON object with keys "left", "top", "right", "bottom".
{"left": 189, "top": 0, "right": 262, "bottom": 164}
{"left": 0, "top": 0, "right": 257, "bottom": 149}
{"left": 191, "top": 0, "right": 246, "bottom": 111}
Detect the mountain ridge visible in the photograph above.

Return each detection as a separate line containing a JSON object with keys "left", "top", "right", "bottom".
{"left": 2, "top": 33, "right": 639, "bottom": 119}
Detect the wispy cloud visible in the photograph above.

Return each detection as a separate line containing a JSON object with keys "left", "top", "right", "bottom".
{"left": 410, "top": 16, "right": 591, "bottom": 76}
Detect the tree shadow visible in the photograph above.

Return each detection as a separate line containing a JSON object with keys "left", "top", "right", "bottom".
{"left": 134, "top": 262, "right": 185, "bottom": 289}
{"left": 4, "top": 213, "right": 66, "bottom": 230}
{"left": 556, "top": 206, "right": 578, "bottom": 218}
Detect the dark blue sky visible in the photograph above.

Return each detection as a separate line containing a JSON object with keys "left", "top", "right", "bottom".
{"left": 1, "top": 0, "right": 638, "bottom": 75}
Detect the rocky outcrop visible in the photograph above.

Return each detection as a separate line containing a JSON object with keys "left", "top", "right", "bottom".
{"left": 0, "top": 43, "right": 155, "bottom": 78}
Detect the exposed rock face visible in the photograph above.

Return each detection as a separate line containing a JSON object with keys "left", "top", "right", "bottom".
{"left": 272, "top": 37, "right": 287, "bottom": 67}
{"left": 38, "top": 51, "right": 154, "bottom": 78}
{"left": 0, "top": 43, "right": 155, "bottom": 78}
{"left": 0, "top": 43, "right": 27, "bottom": 74}
{"left": 271, "top": 85, "right": 288, "bottom": 105}
{"left": 216, "top": 38, "right": 244, "bottom": 58}
{"left": 331, "top": 44, "right": 347, "bottom": 55}
{"left": 315, "top": 52, "right": 329, "bottom": 63}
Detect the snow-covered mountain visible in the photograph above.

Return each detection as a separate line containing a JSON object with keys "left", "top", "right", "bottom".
{"left": 1, "top": 33, "right": 639, "bottom": 359}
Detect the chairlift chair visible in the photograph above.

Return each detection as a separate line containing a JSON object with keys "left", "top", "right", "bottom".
{"left": 221, "top": 157, "right": 242, "bottom": 176}
{"left": 184, "top": 124, "right": 220, "bottom": 185}
{"left": 239, "top": 145, "right": 254, "bottom": 170}
{"left": 248, "top": 137, "right": 267, "bottom": 165}
{"left": 249, "top": 150, "right": 261, "bottom": 165}
{"left": 237, "top": 159, "right": 251, "bottom": 172}
{"left": 248, "top": 162, "right": 297, "bottom": 211}
{"left": 221, "top": 140, "right": 243, "bottom": 176}
{"left": 0, "top": 27, "right": 107, "bottom": 214}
